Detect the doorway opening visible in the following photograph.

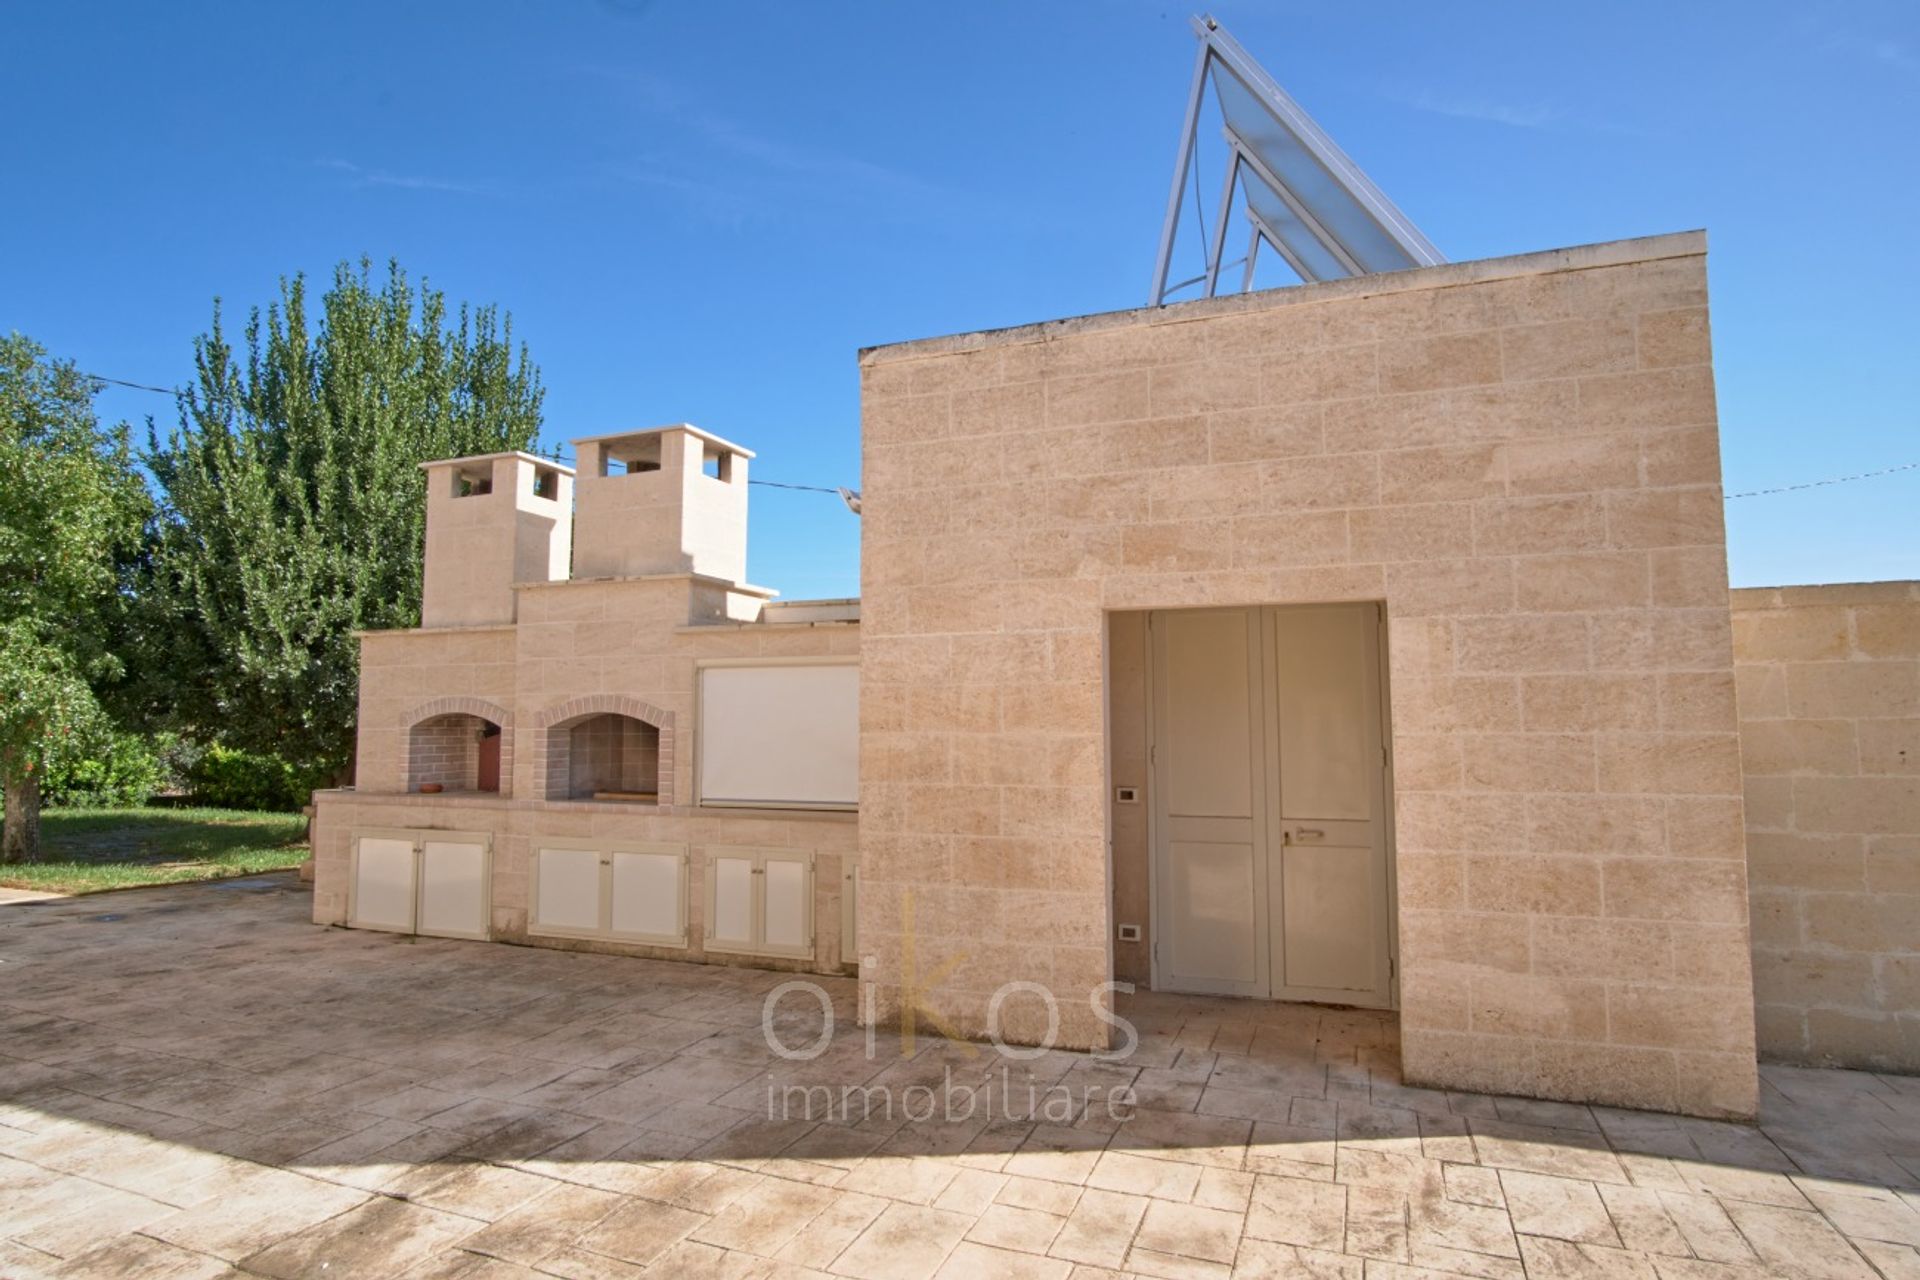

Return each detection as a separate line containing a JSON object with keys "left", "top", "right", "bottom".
{"left": 1106, "top": 603, "right": 1398, "bottom": 1010}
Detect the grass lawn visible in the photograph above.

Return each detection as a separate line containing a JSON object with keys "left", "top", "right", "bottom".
{"left": 0, "top": 806, "right": 309, "bottom": 895}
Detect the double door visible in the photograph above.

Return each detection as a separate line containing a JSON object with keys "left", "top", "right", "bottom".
{"left": 530, "top": 840, "right": 688, "bottom": 947}
{"left": 1151, "top": 604, "right": 1394, "bottom": 1007}
{"left": 350, "top": 829, "right": 491, "bottom": 940}
{"left": 706, "top": 848, "right": 814, "bottom": 960}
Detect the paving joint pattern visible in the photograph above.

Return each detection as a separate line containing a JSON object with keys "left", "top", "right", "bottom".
{"left": 1, "top": 873, "right": 1916, "bottom": 1278}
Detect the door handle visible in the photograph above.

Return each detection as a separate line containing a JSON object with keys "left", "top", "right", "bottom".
{"left": 1293, "top": 828, "right": 1325, "bottom": 841}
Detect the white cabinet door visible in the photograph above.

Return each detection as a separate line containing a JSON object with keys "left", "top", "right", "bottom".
{"left": 352, "top": 829, "right": 491, "bottom": 941}
{"left": 707, "top": 851, "right": 758, "bottom": 952}
{"left": 705, "top": 848, "right": 813, "bottom": 959}
{"left": 351, "top": 837, "right": 417, "bottom": 933}
{"left": 533, "top": 846, "right": 603, "bottom": 936}
{"left": 762, "top": 852, "right": 813, "bottom": 957}
{"left": 610, "top": 848, "right": 685, "bottom": 945}
{"left": 530, "top": 842, "right": 688, "bottom": 946}
{"left": 419, "top": 840, "right": 489, "bottom": 940}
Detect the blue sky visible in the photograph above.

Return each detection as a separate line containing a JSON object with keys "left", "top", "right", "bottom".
{"left": 5, "top": 1, "right": 1915, "bottom": 598}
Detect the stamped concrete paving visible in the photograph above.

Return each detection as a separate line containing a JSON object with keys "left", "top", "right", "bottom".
{"left": 2, "top": 874, "right": 1918, "bottom": 1279}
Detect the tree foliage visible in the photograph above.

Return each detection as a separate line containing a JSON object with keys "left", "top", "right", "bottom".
{"left": 0, "top": 333, "right": 149, "bottom": 860}
{"left": 144, "top": 260, "right": 544, "bottom": 780}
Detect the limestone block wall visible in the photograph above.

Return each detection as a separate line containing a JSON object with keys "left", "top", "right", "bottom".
{"left": 1108, "top": 611, "right": 1152, "bottom": 985}
{"left": 511, "top": 579, "right": 856, "bottom": 804}
{"left": 859, "top": 232, "right": 1757, "bottom": 1117}
{"left": 1732, "top": 581, "right": 1920, "bottom": 1071}
{"left": 356, "top": 631, "right": 519, "bottom": 795}
{"left": 323, "top": 573, "right": 862, "bottom": 975}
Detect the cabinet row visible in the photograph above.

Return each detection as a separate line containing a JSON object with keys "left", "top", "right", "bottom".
{"left": 346, "top": 829, "right": 857, "bottom": 963}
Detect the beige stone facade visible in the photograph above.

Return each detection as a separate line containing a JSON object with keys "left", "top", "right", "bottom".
{"left": 309, "top": 232, "right": 1920, "bottom": 1123}
{"left": 312, "top": 429, "right": 861, "bottom": 977}
{"left": 1733, "top": 581, "right": 1920, "bottom": 1071}
{"left": 857, "top": 232, "right": 1760, "bottom": 1117}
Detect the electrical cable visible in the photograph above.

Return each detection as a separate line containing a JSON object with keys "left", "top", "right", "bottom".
{"left": 1724, "top": 461, "right": 1919, "bottom": 500}
{"left": 69, "top": 368, "right": 1919, "bottom": 501}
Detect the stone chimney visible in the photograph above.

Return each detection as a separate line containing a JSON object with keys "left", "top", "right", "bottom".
{"left": 419, "top": 452, "right": 574, "bottom": 627}
{"left": 570, "top": 425, "right": 752, "bottom": 583}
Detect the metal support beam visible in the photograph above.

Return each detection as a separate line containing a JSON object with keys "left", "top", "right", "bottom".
{"left": 1240, "top": 224, "right": 1261, "bottom": 293}
{"left": 1245, "top": 210, "right": 1317, "bottom": 286}
{"left": 1148, "top": 36, "right": 1215, "bottom": 307}
{"left": 1202, "top": 152, "right": 1239, "bottom": 298}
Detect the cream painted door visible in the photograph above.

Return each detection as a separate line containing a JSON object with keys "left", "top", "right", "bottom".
{"left": 418, "top": 839, "right": 489, "bottom": 940}
{"left": 1150, "top": 604, "right": 1394, "bottom": 1007}
{"left": 1268, "top": 605, "right": 1393, "bottom": 1008}
{"left": 705, "top": 848, "right": 814, "bottom": 959}
{"left": 761, "top": 852, "right": 814, "bottom": 959}
{"left": 1150, "top": 608, "right": 1269, "bottom": 998}
{"left": 350, "top": 837, "right": 417, "bottom": 934}
{"left": 706, "top": 850, "right": 758, "bottom": 953}
{"left": 532, "top": 846, "right": 602, "bottom": 936}
{"left": 609, "top": 848, "right": 687, "bottom": 946}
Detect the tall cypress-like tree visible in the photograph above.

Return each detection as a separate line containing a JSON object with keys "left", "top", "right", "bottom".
{"left": 144, "top": 260, "right": 544, "bottom": 782}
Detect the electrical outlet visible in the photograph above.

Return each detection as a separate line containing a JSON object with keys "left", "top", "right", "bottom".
{"left": 1115, "top": 786, "right": 1140, "bottom": 803}
{"left": 1117, "top": 923, "right": 1142, "bottom": 942}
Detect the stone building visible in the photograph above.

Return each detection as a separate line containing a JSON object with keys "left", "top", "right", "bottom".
{"left": 311, "top": 426, "right": 862, "bottom": 979}
{"left": 312, "top": 230, "right": 1918, "bottom": 1121}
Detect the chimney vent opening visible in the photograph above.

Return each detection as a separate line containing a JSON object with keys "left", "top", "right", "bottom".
{"left": 602, "top": 435, "right": 663, "bottom": 477}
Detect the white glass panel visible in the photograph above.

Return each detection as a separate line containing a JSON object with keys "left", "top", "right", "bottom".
{"left": 1212, "top": 63, "right": 1419, "bottom": 275}
{"left": 699, "top": 664, "right": 858, "bottom": 807}
{"left": 418, "top": 840, "right": 487, "bottom": 937}
{"left": 610, "top": 850, "right": 681, "bottom": 941}
{"left": 709, "top": 855, "right": 755, "bottom": 948}
{"left": 763, "top": 858, "right": 810, "bottom": 953}
{"left": 352, "top": 838, "right": 416, "bottom": 932}
{"left": 1239, "top": 163, "right": 1349, "bottom": 283}
{"left": 534, "top": 847, "right": 602, "bottom": 933}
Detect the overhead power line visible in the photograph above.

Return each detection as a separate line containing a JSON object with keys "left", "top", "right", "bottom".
{"left": 87, "top": 373, "right": 179, "bottom": 395}
{"left": 1724, "top": 461, "right": 1920, "bottom": 500}
{"left": 78, "top": 368, "right": 853, "bottom": 497}
{"left": 70, "top": 368, "right": 1919, "bottom": 502}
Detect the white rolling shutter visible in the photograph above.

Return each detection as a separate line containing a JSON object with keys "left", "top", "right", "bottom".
{"left": 697, "top": 661, "right": 858, "bottom": 809}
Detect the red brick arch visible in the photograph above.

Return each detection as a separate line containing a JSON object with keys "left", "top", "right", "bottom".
{"left": 406, "top": 696, "right": 513, "bottom": 730}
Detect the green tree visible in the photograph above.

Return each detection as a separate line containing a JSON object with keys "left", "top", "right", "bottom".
{"left": 144, "top": 260, "right": 544, "bottom": 785}
{"left": 0, "top": 334, "right": 149, "bottom": 862}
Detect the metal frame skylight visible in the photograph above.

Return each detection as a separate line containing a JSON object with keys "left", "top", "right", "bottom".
{"left": 1149, "top": 15, "right": 1444, "bottom": 305}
